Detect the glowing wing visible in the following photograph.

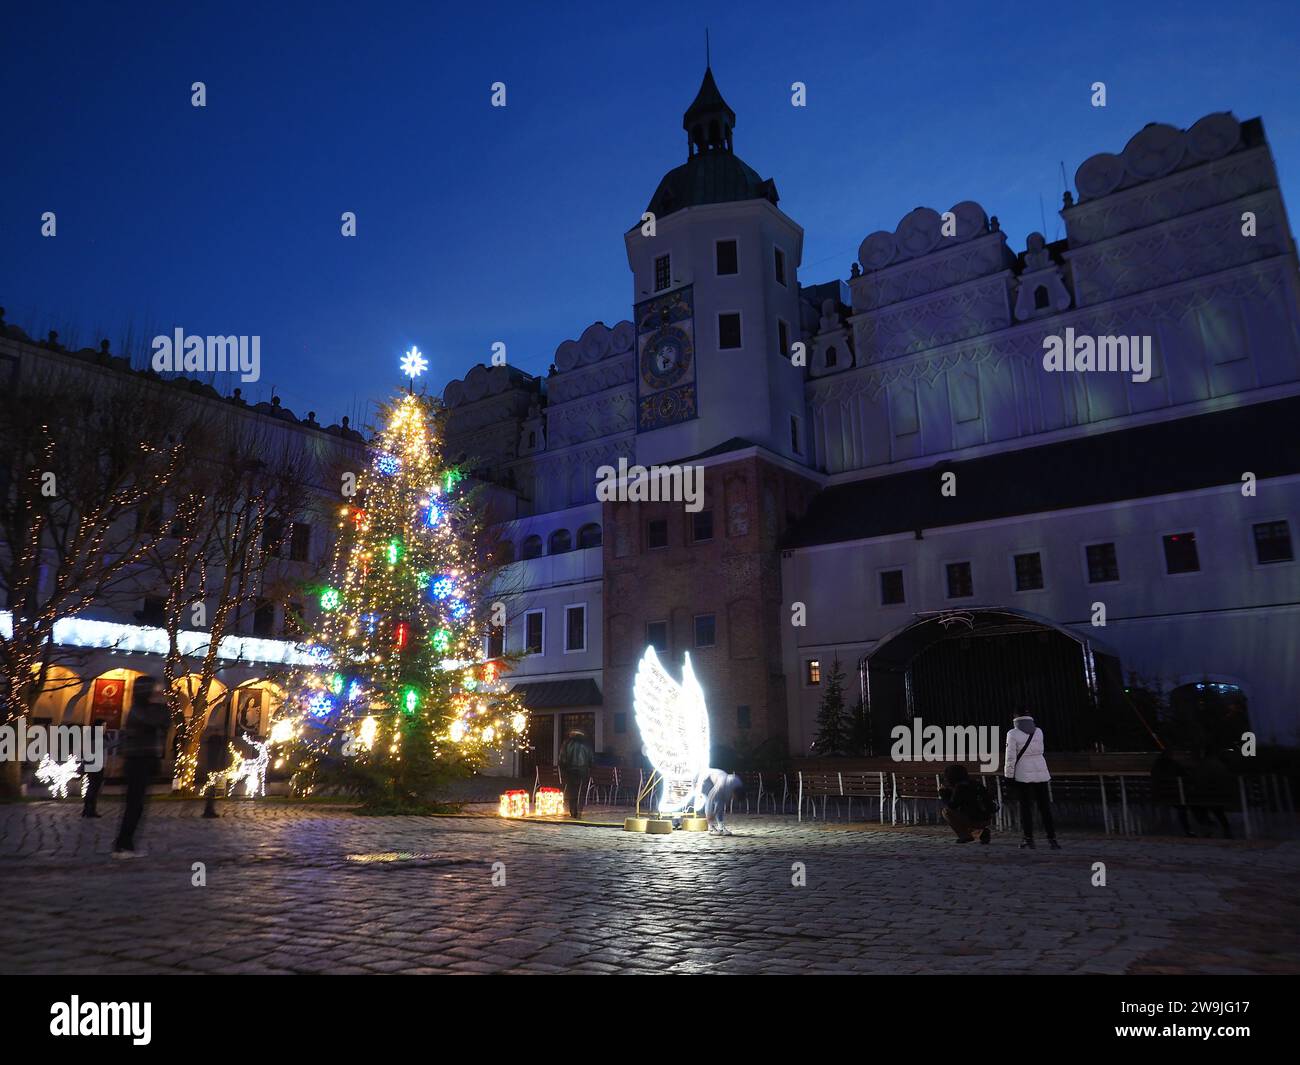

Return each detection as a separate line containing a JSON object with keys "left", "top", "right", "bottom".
{"left": 633, "top": 646, "right": 711, "bottom": 813}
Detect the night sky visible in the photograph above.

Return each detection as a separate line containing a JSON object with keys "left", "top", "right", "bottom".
{"left": 3, "top": 0, "right": 1298, "bottom": 430}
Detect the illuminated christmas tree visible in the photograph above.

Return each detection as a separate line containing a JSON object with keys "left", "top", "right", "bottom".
{"left": 285, "top": 359, "right": 526, "bottom": 806}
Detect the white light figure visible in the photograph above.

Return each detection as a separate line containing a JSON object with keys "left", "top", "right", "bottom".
{"left": 225, "top": 734, "right": 270, "bottom": 797}
{"left": 632, "top": 645, "right": 711, "bottom": 814}
{"left": 34, "top": 755, "right": 81, "bottom": 799}
{"left": 401, "top": 346, "right": 428, "bottom": 379}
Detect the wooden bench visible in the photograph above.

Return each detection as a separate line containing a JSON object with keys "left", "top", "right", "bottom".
{"left": 841, "top": 770, "right": 887, "bottom": 823}
{"left": 797, "top": 771, "right": 843, "bottom": 821}
{"left": 890, "top": 771, "right": 943, "bottom": 825}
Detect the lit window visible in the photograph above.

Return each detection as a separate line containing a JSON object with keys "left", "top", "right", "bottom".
{"left": 805, "top": 659, "right": 821, "bottom": 686}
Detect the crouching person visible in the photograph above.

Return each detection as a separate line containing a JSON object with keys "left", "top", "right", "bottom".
{"left": 939, "top": 764, "right": 994, "bottom": 844}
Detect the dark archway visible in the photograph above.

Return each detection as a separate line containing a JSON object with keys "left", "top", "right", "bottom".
{"left": 861, "top": 608, "right": 1132, "bottom": 754}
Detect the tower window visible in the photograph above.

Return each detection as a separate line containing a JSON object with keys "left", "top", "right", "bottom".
{"left": 778, "top": 320, "right": 790, "bottom": 359}
{"left": 1253, "top": 520, "right": 1294, "bottom": 564}
{"left": 825, "top": 346, "right": 837, "bottom": 368}
{"left": 774, "top": 246, "right": 787, "bottom": 286}
{"left": 718, "top": 312, "right": 742, "bottom": 350}
{"left": 790, "top": 415, "right": 802, "bottom": 455}
{"left": 716, "top": 240, "right": 738, "bottom": 276}
{"left": 654, "top": 254, "right": 671, "bottom": 293}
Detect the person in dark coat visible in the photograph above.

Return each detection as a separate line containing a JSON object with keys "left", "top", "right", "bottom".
{"left": 557, "top": 729, "right": 593, "bottom": 819}
{"left": 202, "top": 732, "right": 229, "bottom": 818}
{"left": 81, "top": 718, "right": 108, "bottom": 818}
{"left": 113, "top": 679, "right": 169, "bottom": 858}
{"left": 939, "top": 764, "right": 993, "bottom": 844}
{"left": 1186, "top": 747, "right": 1234, "bottom": 838}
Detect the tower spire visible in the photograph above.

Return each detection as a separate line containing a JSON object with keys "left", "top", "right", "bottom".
{"left": 682, "top": 63, "right": 735, "bottom": 157}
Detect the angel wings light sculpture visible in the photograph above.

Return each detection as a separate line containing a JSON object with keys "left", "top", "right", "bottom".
{"left": 632, "top": 645, "right": 711, "bottom": 814}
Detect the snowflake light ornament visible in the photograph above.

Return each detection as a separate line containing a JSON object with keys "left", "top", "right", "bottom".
{"left": 401, "top": 346, "right": 428, "bottom": 379}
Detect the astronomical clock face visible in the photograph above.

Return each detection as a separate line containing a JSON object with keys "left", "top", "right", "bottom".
{"left": 641, "top": 326, "right": 692, "bottom": 390}
{"left": 634, "top": 286, "right": 698, "bottom": 431}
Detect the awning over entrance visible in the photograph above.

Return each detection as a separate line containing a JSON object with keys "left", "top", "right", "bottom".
{"left": 510, "top": 678, "right": 602, "bottom": 710}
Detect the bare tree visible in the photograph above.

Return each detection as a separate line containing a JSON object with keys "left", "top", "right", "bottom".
{"left": 0, "top": 363, "right": 195, "bottom": 795}
{"left": 137, "top": 413, "right": 318, "bottom": 791}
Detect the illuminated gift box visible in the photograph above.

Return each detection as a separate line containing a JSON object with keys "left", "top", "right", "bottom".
{"left": 535, "top": 787, "right": 565, "bottom": 816}
{"left": 498, "top": 789, "right": 529, "bottom": 818}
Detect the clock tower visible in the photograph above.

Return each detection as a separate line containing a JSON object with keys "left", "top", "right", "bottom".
{"left": 625, "top": 66, "right": 809, "bottom": 467}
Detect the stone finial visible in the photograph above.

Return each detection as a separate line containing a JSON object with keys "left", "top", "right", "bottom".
{"left": 850, "top": 262, "right": 861, "bottom": 278}
{"left": 306, "top": 411, "right": 318, "bottom": 426}
{"left": 99, "top": 339, "right": 110, "bottom": 354}
{"left": 47, "top": 330, "right": 59, "bottom": 346}
{"left": 990, "top": 216, "right": 1001, "bottom": 233}
{"left": 232, "top": 387, "right": 245, "bottom": 404}
{"left": 341, "top": 416, "right": 350, "bottom": 428}
{"left": 1062, "top": 190, "right": 1074, "bottom": 208}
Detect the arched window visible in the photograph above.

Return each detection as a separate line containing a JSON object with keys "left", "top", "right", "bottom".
{"left": 1034, "top": 286, "right": 1050, "bottom": 310}
{"left": 521, "top": 535, "right": 543, "bottom": 560}
{"left": 825, "top": 346, "right": 838, "bottom": 368}
{"left": 549, "top": 529, "right": 572, "bottom": 555}
{"left": 577, "top": 523, "right": 602, "bottom": 549}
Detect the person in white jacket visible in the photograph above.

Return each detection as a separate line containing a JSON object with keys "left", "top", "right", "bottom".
{"left": 1003, "top": 712, "right": 1059, "bottom": 850}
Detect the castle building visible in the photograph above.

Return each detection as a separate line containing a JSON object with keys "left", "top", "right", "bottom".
{"left": 442, "top": 69, "right": 1300, "bottom": 770}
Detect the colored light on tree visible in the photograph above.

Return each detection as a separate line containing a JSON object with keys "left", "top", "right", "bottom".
{"left": 284, "top": 391, "right": 527, "bottom": 806}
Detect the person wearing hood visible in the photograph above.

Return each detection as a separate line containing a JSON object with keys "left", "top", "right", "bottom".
{"left": 1004, "top": 711, "right": 1059, "bottom": 850}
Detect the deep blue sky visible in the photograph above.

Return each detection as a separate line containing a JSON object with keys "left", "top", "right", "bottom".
{"left": 3, "top": 1, "right": 1298, "bottom": 429}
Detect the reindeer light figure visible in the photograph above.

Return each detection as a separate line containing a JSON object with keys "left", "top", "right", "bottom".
{"left": 34, "top": 755, "right": 82, "bottom": 799}
{"left": 224, "top": 734, "right": 270, "bottom": 798}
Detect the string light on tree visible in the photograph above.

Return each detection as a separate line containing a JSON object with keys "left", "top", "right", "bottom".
{"left": 282, "top": 390, "right": 528, "bottom": 806}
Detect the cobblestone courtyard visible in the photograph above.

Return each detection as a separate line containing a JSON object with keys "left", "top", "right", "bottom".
{"left": 2, "top": 800, "right": 1297, "bottom": 975}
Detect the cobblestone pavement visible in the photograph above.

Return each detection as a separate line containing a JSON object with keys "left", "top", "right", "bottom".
{"left": 2, "top": 800, "right": 1297, "bottom": 975}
